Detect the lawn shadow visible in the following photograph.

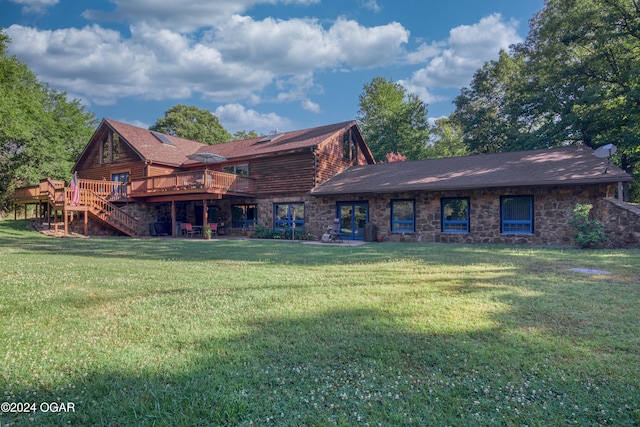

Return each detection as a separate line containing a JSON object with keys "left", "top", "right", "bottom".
{"left": 3, "top": 305, "right": 638, "bottom": 426}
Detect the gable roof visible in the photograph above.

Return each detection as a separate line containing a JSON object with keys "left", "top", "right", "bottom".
{"left": 311, "top": 146, "right": 632, "bottom": 195}
{"left": 77, "top": 119, "right": 373, "bottom": 169}
{"left": 104, "top": 119, "right": 207, "bottom": 167}
{"left": 184, "top": 120, "right": 374, "bottom": 165}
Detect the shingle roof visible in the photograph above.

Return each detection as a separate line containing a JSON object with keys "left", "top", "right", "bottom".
{"left": 102, "top": 119, "right": 367, "bottom": 167}
{"left": 311, "top": 146, "right": 632, "bottom": 195}
{"left": 184, "top": 121, "right": 363, "bottom": 165}
{"left": 105, "top": 119, "right": 207, "bottom": 167}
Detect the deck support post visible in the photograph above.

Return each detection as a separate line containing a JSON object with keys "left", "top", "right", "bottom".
{"left": 84, "top": 210, "right": 88, "bottom": 236}
{"left": 171, "top": 200, "right": 176, "bottom": 238}
{"left": 63, "top": 207, "right": 68, "bottom": 236}
{"left": 203, "top": 198, "right": 208, "bottom": 239}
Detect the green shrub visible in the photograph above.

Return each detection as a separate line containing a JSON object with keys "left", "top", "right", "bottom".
{"left": 567, "top": 203, "right": 608, "bottom": 248}
{"left": 251, "top": 224, "right": 314, "bottom": 240}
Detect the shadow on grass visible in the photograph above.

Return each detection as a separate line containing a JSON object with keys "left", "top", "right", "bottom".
{"left": 2, "top": 305, "right": 638, "bottom": 426}
{"left": 3, "top": 220, "right": 639, "bottom": 274}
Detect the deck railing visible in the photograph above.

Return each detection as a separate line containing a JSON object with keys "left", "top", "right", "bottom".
{"left": 130, "top": 169, "right": 255, "bottom": 195}
{"left": 78, "top": 178, "right": 128, "bottom": 200}
{"left": 40, "top": 179, "right": 65, "bottom": 205}
{"left": 66, "top": 188, "right": 138, "bottom": 234}
{"left": 14, "top": 186, "right": 41, "bottom": 201}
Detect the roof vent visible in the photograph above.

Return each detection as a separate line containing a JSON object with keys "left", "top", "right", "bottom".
{"left": 151, "top": 131, "right": 174, "bottom": 145}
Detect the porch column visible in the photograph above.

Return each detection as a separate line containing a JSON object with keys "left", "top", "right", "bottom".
{"left": 202, "top": 199, "right": 208, "bottom": 239}
{"left": 171, "top": 200, "right": 176, "bottom": 238}
{"left": 203, "top": 198, "right": 208, "bottom": 225}
{"left": 618, "top": 181, "right": 623, "bottom": 201}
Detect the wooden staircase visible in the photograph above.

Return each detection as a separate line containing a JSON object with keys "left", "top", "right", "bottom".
{"left": 40, "top": 178, "right": 138, "bottom": 237}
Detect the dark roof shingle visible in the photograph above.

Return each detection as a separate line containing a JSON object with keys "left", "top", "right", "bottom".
{"left": 104, "top": 119, "right": 362, "bottom": 167}
{"left": 311, "top": 147, "right": 632, "bottom": 195}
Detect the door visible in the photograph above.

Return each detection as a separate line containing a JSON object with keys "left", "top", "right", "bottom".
{"left": 337, "top": 202, "right": 368, "bottom": 240}
{"left": 111, "top": 172, "right": 129, "bottom": 198}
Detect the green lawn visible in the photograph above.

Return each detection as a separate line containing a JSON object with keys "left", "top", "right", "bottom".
{"left": 0, "top": 219, "right": 638, "bottom": 426}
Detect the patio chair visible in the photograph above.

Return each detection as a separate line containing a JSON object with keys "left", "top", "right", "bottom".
{"left": 208, "top": 223, "right": 218, "bottom": 236}
{"left": 180, "top": 222, "right": 196, "bottom": 238}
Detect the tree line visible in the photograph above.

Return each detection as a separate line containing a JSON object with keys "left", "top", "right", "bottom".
{"left": 1, "top": 0, "right": 638, "bottom": 214}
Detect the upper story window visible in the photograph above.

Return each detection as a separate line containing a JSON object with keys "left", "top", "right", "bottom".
{"left": 441, "top": 197, "right": 470, "bottom": 233}
{"left": 501, "top": 195, "right": 533, "bottom": 234}
{"left": 342, "top": 131, "right": 357, "bottom": 161}
{"left": 223, "top": 164, "right": 249, "bottom": 177}
{"left": 101, "top": 132, "right": 120, "bottom": 164}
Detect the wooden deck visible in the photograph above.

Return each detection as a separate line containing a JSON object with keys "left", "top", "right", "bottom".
{"left": 129, "top": 169, "right": 255, "bottom": 200}
{"left": 13, "top": 170, "right": 255, "bottom": 237}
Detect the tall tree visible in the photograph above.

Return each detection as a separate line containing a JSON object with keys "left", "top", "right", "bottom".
{"left": 150, "top": 104, "right": 231, "bottom": 145}
{"left": 357, "top": 77, "right": 430, "bottom": 161}
{"left": 515, "top": 0, "right": 640, "bottom": 169}
{"left": 450, "top": 0, "right": 639, "bottom": 200}
{"left": 0, "top": 31, "right": 97, "bottom": 213}
{"left": 452, "top": 50, "right": 528, "bottom": 154}
{"left": 427, "top": 117, "right": 468, "bottom": 158}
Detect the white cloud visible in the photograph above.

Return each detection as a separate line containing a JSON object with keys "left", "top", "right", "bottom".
{"left": 401, "top": 13, "right": 522, "bottom": 103}
{"left": 214, "top": 103, "right": 292, "bottom": 134}
{"left": 8, "top": 0, "right": 58, "bottom": 14}
{"left": 5, "top": 9, "right": 409, "bottom": 109}
{"left": 82, "top": 0, "right": 319, "bottom": 33}
{"left": 360, "top": 0, "right": 381, "bottom": 13}
{"left": 403, "top": 41, "right": 442, "bottom": 65}
{"left": 301, "top": 99, "right": 321, "bottom": 113}
{"left": 215, "top": 15, "right": 408, "bottom": 72}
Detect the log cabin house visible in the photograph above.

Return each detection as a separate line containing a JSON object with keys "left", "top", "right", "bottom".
{"left": 13, "top": 118, "right": 638, "bottom": 247}
{"left": 13, "top": 119, "right": 374, "bottom": 238}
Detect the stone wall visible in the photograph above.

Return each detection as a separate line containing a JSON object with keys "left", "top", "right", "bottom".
{"left": 595, "top": 198, "right": 640, "bottom": 248}
{"left": 75, "top": 183, "right": 639, "bottom": 248}
{"left": 309, "top": 184, "right": 619, "bottom": 247}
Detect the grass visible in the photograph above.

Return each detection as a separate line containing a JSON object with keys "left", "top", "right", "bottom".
{"left": 0, "top": 219, "right": 638, "bottom": 426}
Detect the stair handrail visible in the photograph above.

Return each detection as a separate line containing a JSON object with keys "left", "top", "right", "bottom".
{"left": 40, "top": 178, "right": 65, "bottom": 206}
{"left": 67, "top": 188, "right": 138, "bottom": 235}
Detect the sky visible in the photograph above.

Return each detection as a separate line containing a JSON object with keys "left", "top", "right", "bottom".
{"left": 1, "top": 0, "right": 544, "bottom": 135}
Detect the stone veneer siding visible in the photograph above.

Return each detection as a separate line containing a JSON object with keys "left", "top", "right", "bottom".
{"left": 72, "top": 183, "right": 639, "bottom": 248}
{"left": 595, "top": 198, "right": 640, "bottom": 248}
{"left": 309, "top": 184, "right": 619, "bottom": 247}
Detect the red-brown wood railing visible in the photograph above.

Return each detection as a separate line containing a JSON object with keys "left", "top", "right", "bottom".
{"left": 130, "top": 169, "right": 255, "bottom": 195}
{"left": 65, "top": 187, "right": 137, "bottom": 235}
{"left": 77, "top": 178, "right": 128, "bottom": 200}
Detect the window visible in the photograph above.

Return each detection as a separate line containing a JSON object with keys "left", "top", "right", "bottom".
{"left": 232, "top": 204, "right": 257, "bottom": 229}
{"left": 441, "top": 198, "right": 470, "bottom": 233}
{"left": 501, "top": 196, "right": 533, "bottom": 234}
{"left": 223, "top": 164, "right": 249, "bottom": 177}
{"left": 274, "top": 203, "right": 304, "bottom": 230}
{"left": 342, "top": 132, "right": 357, "bottom": 161}
{"left": 101, "top": 132, "right": 122, "bottom": 164}
{"left": 391, "top": 200, "right": 415, "bottom": 233}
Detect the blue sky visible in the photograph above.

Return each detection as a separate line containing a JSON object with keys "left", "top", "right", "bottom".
{"left": 1, "top": 0, "right": 544, "bottom": 135}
